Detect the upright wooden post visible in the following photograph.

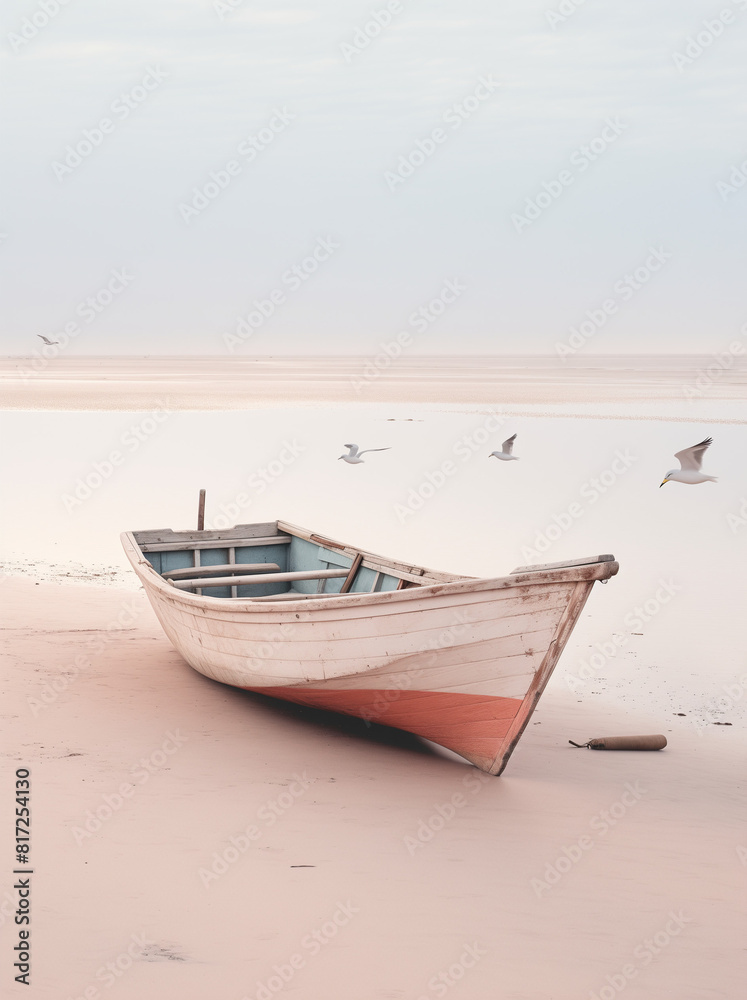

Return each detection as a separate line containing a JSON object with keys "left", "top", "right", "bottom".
{"left": 197, "top": 489, "right": 206, "bottom": 531}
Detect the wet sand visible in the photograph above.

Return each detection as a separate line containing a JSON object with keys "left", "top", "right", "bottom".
{"left": 2, "top": 354, "right": 747, "bottom": 409}
{"left": 2, "top": 577, "right": 744, "bottom": 999}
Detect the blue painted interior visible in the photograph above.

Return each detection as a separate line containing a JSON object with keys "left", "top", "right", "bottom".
{"left": 144, "top": 535, "right": 402, "bottom": 598}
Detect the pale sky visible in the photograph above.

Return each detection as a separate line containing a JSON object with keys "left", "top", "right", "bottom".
{"left": 2, "top": 0, "right": 746, "bottom": 355}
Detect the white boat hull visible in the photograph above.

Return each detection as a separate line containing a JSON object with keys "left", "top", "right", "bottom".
{"left": 122, "top": 524, "right": 618, "bottom": 774}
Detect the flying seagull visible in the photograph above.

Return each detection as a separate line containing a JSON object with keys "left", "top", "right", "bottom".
{"left": 338, "top": 443, "right": 391, "bottom": 465}
{"left": 37, "top": 335, "right": 59, "bottom": 345}
{"left": 489, "top": 434, "right": 519, "bottom": 462}
{"left": 660, "top": 437, "right": 717, "bottom": 486}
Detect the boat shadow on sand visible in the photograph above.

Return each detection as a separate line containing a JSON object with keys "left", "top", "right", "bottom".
{"left": 122, "top": 520, "right": 618, "bottom": 774}
{"left": 234, "top": 684, "right": 445, "bottom": 763}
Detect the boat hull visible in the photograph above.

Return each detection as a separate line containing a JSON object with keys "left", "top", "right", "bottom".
{"left": 123, "top": 528, "right": 616, "bottom": 774}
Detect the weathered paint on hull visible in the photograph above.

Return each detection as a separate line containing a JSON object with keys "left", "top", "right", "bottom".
{"left": 121, "top": 524, "right": 619, "bottom": 774}
{"left": 247, "top": 686, "right": 524, "bottom": 773}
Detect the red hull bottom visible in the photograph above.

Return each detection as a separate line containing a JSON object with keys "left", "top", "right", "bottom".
{"left": 247, "top": 686, "right": 525, "bottom": 772}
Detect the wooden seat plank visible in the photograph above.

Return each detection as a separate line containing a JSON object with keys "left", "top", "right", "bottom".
{"left": 162, "top": 563, "right": 281, "bottom": 580}
{"left": 173, "top": 569, "right": 349, "bottom": 591}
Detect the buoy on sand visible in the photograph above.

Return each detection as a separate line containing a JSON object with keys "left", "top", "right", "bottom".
{"left": 569, "top": 734, "right": 667, "bottom": 751}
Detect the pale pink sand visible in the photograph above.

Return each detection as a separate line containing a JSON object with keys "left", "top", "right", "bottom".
{"left": 2, "top": 578, "right": 744, "bottom": 999}
{"left": 2, "top": 355, "right": 746, "bottom": 409}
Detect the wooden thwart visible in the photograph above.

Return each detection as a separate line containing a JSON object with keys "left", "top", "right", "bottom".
{"left": 248, "top": 590, "right": 352, "bottom": 602}
{"left": 173, "top": 568, "right": 349, "bottom": 591}
{"left": 162, "top": 563, "right": 281, "bottom": 580}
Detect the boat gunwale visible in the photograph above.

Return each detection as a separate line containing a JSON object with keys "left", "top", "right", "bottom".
{"left": 147, "top": 588, "right": 573, "bottom": 635}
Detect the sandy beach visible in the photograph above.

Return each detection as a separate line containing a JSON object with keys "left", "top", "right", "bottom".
{"left": 5, "top": 0, "right": 747, "bottom": 990}
{"left": 2, "top": 355, "right": 746, "bottom": 410}
{"left": 2, "top": 576, "right": 744, "bottom": 1000}
{"left": 2, "top": 361, "right": 746, "bottom": 998}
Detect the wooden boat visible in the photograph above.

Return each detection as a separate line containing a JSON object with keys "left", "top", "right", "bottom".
{"left": 121, "top": 520, "right": 619, "bottom": 774}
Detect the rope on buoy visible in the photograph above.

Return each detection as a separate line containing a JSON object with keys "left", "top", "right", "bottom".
{"left": 569, "top": 735, "right": 667, "bottom": 751}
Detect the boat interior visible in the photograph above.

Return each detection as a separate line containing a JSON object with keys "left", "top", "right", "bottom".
{"left": 133, "top": 520, "right": 461, "bottom": 601}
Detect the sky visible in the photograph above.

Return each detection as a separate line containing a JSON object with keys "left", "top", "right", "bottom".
{"left": 1, "top": 0, "right": 746, "bottom": 356}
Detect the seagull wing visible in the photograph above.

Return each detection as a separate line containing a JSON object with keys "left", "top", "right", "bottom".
{"left": 675, "top": 437, "right": 712, "bottom": 472}
{"left": 37, "top": 335, "right": 52, "bottom": 344}
{"left": 342, "top": 444, "right": 359, "bottom": 456}
{"left": 501, "top": 433, "right": 517, "bottom": 455}
{"left": 357, "top": 447, "right": 391, "bottom": 457}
